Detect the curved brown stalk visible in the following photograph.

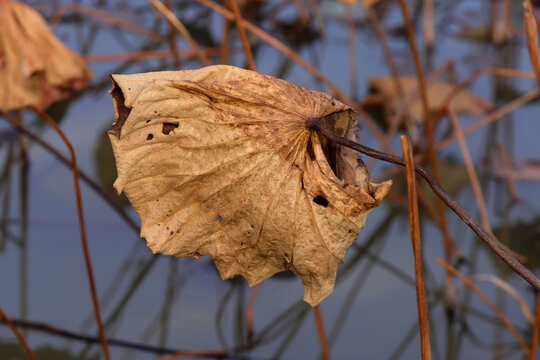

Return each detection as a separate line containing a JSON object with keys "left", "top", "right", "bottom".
{"left": 1, "top": 111, "right": 139, "bottom": 234}
{"left": 228, "top": 0, "right": 256, "bottom": 71}
{"left": 30, "top": 107, "right": 111, "bottom": 360}
{"left": 0, "top": 307, "right": 37, "bottom": 360}
{"left": 147, "top": 0, "right": 211, "bottom": 66}
{"left": 305, "top": 118, "right": 540, "bottom": 292}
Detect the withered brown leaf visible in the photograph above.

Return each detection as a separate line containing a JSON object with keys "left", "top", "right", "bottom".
{"left": 108, "top": 65, "right": 391, "bottom": 306}
{"left": 362, "top": 76, "right": 494, "bottom": 126}
{"left": 0, "top": 0, "right": 92, "bottom": 112}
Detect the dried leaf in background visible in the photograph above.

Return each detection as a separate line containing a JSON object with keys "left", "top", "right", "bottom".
{"left": 108, "top": 65, "right": 391, "bottom": 306}
{"left": 338, "top": 0, "right": 380, "bottom": 8}
{"left": 0, "top": 0, "right": 92, "bottom": 111}
{"left": 362, "top": 76, "right": 494, "bottom": 126}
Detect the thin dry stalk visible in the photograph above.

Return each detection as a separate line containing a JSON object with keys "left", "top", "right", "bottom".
{"left": 195, "top": 0, "right": 392, "bottom": 152}
{"left": 436, "top": 88, "right": 540, "bottom": 151}
{"left": 147, "top": 0, "right": 211, "bottom": 66}
{"left": 523, "top": 0, "right": 540, "bottom": 87}
{"left": 84, "top": 47, "right": 223, "bottom": 64}
{"left": 31, "top": 107, "right": 111, "bottom": 360}
{"left": 531, "top": 293, "right": 540, "bottom": 359}
{"left": 294, "top": 0, "right": 310, "bottom": 25}
{"left": 158, "top": 349, "right": 228, "bottom": 360}
{"left": 398, "top": 0, "right": 454, "bottom": 306}
{"left": 431, "top": 67, "right": 537, "bottom": 130}
{"left": 312, "top": 306, "right": 331, "bottom": 360}
{"left": 164, "top": 0, "right": 181, "bottom": 69}
{"left": 0, "top": 307, "right": 37, "bottom": 360}
{"left": 400, "top": 135, "right": 432, "bottom": 360}
{"left": 447, "top": 109, "right": 492, "bottom": 234}
{"left": 307, "top": 118, "right": 540, "bottom": 291}
{"left": 246, "top": 283, "right": 262, "bottom": 342}
{"left": 436, "top": 259, "right": 530, "bottom": 356}
{"left": 228, "top": 0, "right": 256, "bottom": 71}
{"left": 345, "top": 5, "right": 358, "bottom": 99}
{"left": 221, "top": 13, "right": 232, "bottom": 64}
{"left": 50, "top": 3, "right": 164, "bottom": 42}
{"left": 423, "top": 0, "right": 435, "bottom": 50}
{"left": 495, "top": 144, "right": 520, "bottom": 202}
{"left": 1, "top": 111, "right": 139, "bottom": 234}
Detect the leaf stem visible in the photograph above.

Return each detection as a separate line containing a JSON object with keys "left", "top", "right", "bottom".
{"left": 306, "top": 118, "right": 540, "bottom": 292}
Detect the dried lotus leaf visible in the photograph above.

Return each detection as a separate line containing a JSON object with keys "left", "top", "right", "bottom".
{"left": 108, "top": 65, "right": 391, "bottom": 306}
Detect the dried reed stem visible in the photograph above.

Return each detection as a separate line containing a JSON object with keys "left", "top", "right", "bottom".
{"left": 84, "top": 47, "right": 223, "bottom": 64}
{"left": 436, "top": 88, "right": 540, "bottom": 151}
{"left": 31, "top": 107, "right": 111, "bottom": 360}
{"left": 523, "top": 0, "right": 540, "bottom": 86}
{"left": 164, "top": 0, "right": 181, "bottom": 69}
{"left": 398, "top": 0, "right": 454, "bottom": 305}
{"left": 423, "top": 0, "right": 434, "bottom": 50}
{"left": 147, "top": 0, "right": 211, "bottom": 66}
{"left": 50, "top": 3, "right": 164, "bottom": 42}
{"left": 345, "top": 5, "right": 358, "bottom": 99}
{"left": 228, "top": 0, "right": 256, "bottom": 71}
{"left": 313, "top": 305, "right": 331, "bottom": 360}
{"left": 1, "top": 112, "right": 139, "bottom": 234}
{"left": 436, "top": 259, "right": 530, "bottom": 356}
{"left": 401, "top": 135, "right": 432, "bottom": 360}
{"left": 306, "top": 118, "right": 540, "bottom": 292}
{"left": 531, "top": 293, "right": 540, "bottom": 359}
{"left": 447, "top": 109, "right": 492, "bottom": 234}
{"left": 221, "top": 10, "right": 232, "bottom": 64}
{"left": 246, "top": 283, "right": 262, "bottom": 342}
{"left": 158, "top": 349, "right": 228, "bottom": 360}
{"left": 0, "top": 307, "right": 37, "bottom": 360}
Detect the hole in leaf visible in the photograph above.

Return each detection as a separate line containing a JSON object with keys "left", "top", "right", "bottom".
{"left": 162, "top": 122, "right": 179, "bottom": 135}
{"left": 313, "top": 196, "right": 328, "bottom": 207}
{"left": 216, "top": 215, "right": 222, "bottom": 221}
{"left": 170, "top": 231, "right": 174, "bottom": 236}
{"left": 146, "top": 134, "right": 153, "bottom": 140}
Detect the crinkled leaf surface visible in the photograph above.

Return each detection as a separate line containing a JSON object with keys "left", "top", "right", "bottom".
{"left": 0, "top": 0, "right": 92, "bottom": 111}
{"left": 108, "top": 65, "right": 391, "bottom": 306}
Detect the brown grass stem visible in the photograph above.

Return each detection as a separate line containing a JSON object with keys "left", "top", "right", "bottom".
{"left": 0, "top": 307, "right": 37, "bottom": 360}
{"left": 531, "top": 293, "right": 540, "bottom": 359}
{"left": 147, "top": 0, "right": 211, "bottom": 66}
{"left": 50, "top": 3, "right": 164, "bottom": 43}
{"left": 436, "top": 88, "right": 540, "bottom": 151}
{"left": 195, "top": 0, "right": 392, "bottom": 152}
{"left": 436, "top": 259, "right": 530, "bottom": 356}
{"left": 1, "top": 112, "right": 139, "bottom": 234}
{"left": 523, "top": 0, "right": 540, "bottom": 87}
{"left": 246, "top": 284, "right": 262, "bottom": 343}
{"left": 400, "top": 136, "right": 432, "bottom": 360}
{"left": 423, "top": 0, "right": 435, "bottom": 50}
{"left": 306, "top": 118, "right": 540, "bottom": 292}
{"left": 345, "top": 5, "right": 358, "bottom": 99}
{"left": 447, "top": 109, "right": 492, "bottom": 234}
{"left": 83, "top": 47, "right": 224, "bottom": 64}
{"left": 228, "top": 0, "right": 256, "bottom": 71}
{"left": 164, "top": 0, "right": 181, "bottom": 69}
{"left": 30, "top": 107, "right": 111, "bottom": 360}
{"left": 221, "top": 11, "right": 232, "bottom": 64}
{"left": 398, "top": 0, "right": 453, "bottom": 304}
{"left": 158, "top": 349, "right": 228, "bottom": 360}
{"left": 313, "top": 306, "right": 331, "bottom": 360}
